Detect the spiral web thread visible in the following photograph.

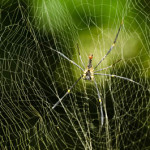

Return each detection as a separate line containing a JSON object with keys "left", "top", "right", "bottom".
{"left": 0, "top": 0, "right": 150, "bottom": 149}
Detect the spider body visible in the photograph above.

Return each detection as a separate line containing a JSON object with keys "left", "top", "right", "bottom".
{"left": 83, "top": 68, "right": 94, "bottom": 80}
{"left": 83, "top": 54, "right": 94, "bottom": 80}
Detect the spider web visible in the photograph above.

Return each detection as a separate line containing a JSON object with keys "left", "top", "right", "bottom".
{"left": 0, "top": 0, "right": 150, "bottom": 149}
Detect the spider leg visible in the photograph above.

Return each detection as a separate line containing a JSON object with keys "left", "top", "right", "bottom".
{"left": 94, "top": 59, "right": 122, "bottom": 72}
{"left": 52, "top": 75, "right": 83, "bottom": 109}
{"left": 94, "top": 21, "right": 123, "bottom": 70}
{"left": 94, "top": 73, "right": 142, "bottom": 86}
{"left": 50, "top": 47, "right": 84, "bottom": 72}
{"left": 77, "top": 43, "right": 85, "bottom": 69}
{"left": 94, "top": 79, "right": 104, "bottom": 126}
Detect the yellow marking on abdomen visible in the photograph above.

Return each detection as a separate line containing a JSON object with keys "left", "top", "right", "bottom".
{"left": 68, "top": 89, "right": 70, "bottom": 93}
{"left": 91, "top": 76, "right": 94, "bottom": 80}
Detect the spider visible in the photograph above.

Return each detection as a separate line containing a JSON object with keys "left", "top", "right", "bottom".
{"left": 51, "top": 21, "right": 141, "bottom": 126}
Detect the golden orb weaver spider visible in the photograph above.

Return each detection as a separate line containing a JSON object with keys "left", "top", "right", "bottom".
{"left": 51, "top": 21, "right": 142, "bottom": 126}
